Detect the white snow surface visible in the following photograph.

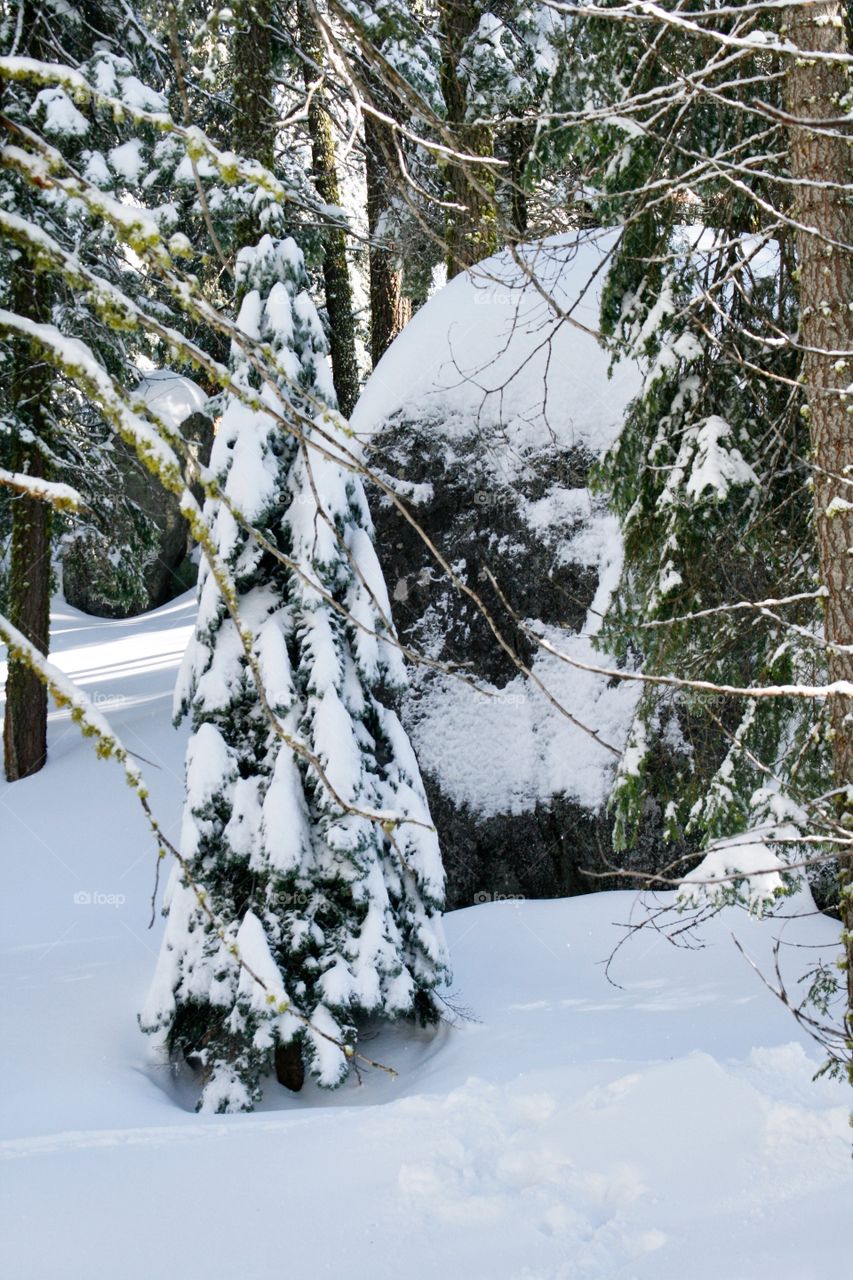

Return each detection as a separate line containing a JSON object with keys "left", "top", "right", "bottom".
{"left": 135, "top": 368, "right": 207, "bottom": 430}
{"left": 404, "top": 511, "right": 635, "bottom": 816}
{"left": 1, "top": 597, "right": 849, "bottom": 1278}
{"left": 351, "top": 229, "right": 641, "bottom": 457}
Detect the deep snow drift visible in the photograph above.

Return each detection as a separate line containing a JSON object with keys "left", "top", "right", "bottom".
{"left": 1, "top": 593, "right": 850, "bottom": 1279}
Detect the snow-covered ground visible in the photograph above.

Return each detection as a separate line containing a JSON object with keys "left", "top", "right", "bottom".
{"left": 1, "top": 595, "right": 850, "bottom": 1279}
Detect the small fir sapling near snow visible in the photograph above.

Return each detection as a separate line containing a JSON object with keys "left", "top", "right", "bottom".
{"left": 141, "top": 235, "right": 449, "bottom": 1112}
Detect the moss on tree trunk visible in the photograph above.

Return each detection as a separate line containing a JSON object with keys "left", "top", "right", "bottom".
{"left": 4, "top": 264, "right": 51, "bottom": 781}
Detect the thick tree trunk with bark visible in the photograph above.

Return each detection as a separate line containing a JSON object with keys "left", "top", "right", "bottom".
{"left": 439, "top": 0, "right": 498, "bottom": 277}
{"left": 298, "top": 0, "right": 359, "bottom": 416}
{"left": 505, "top": 121, "right": 532, "bottom": 243}
{"left": 4, "top": 266, "right": 51, "bottom": 781}
{"left": 231, "top": 0, "right": 276, "bottom": 171}
{"left": 365, "top": 112, "right": 411, "bottom": 367}
{"left": 227, "top": 0, "right": 278, "bottom": 260}
{"left": 784, "top": 2, "right": 853, "bottom": 1052}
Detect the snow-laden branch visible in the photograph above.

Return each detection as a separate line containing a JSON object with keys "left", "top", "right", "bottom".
{"left": 548, "top": 1, "right": 853, "bottom": 66}
{"left": 0, "top": 469, "right": 83, "bottom": 510}
{"left": 0, "top": 55, "right": 348, "bottom": 229}
{"left": 534, "top": 627, "right": 853, "bottom": 702}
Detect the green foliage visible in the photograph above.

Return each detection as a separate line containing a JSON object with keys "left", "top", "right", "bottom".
{"left": 0, "top": 6, "right": 184, "bottom": 614}
{"left": 538, "top": 3, "right": 831, "bottom": 867}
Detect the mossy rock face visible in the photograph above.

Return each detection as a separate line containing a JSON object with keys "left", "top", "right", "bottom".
{"left": 424, "top": 791, "right": 673, "bottom": 911}
{"left": 370, "top": 418, "right": 598, "bottom": 685}
{"left": 367, "top": 417, "right": 676, "bottom": 909}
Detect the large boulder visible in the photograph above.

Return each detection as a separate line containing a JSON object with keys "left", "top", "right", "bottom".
{"left": 352, "top": 232, "right": 662, "bottom": 907}
{"left": 62, "top": 371, "right": 212, "bottom": 617}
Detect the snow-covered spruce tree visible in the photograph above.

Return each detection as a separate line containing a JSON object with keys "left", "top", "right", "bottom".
{"left": 142, "top": 234, "right": 448, "bottom": 1111}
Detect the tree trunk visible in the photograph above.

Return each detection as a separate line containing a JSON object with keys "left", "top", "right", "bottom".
{"left": 505, "top": 121, "right": 532, "bottom": 243}
{"left": 274, "top": 1041, "right": 305, "bottom": 1092}
{"left": 4, "top": 266, "right": 52, "bottom": 782}
{"left": 298, "top": 0, "right": 360, "bottom": 416}
{"left": 439, "top": 0, "right": 498, "bottom": 277}
{"left": 227, "top": 0, "right": 278, "bottom": 261}
{"left": 365, "top": 112, "right": 411, "bottom": 367}
{"left": 784, "top": 2, "right": 853, "bottom": 1059}
{"left": 231, "top": 0, "right": 276, "bottom": 172}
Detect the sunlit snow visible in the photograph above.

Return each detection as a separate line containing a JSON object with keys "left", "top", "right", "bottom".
{"left": 0, "top": 594, "right": 849, "bottom": 1279}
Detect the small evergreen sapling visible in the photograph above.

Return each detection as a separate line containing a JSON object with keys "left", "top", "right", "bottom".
{"left": 142, "top": 234, "right": 448, "bottom": 1111}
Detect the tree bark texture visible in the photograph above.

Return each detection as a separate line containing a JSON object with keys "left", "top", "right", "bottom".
{"left": 231, "top": 0, "right": 277, "bottom": 172}
{"left": 439, "top": 0, "right": 498, "bottom": 276}
{"left": 785, "top": 2, "right": 853, "bottom": 1047}
{"left": 365, "top": 112, "right": 411, "bottom": 367}
{"left": 3, "top": 264, "right": 52, "bottom": 781}
{"left": 298, "top": 0, "right": 360, "bottom": 416}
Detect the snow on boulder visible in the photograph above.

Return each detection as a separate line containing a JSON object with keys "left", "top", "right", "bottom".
{"left": 351, "top": 229, "right": 640, "bottom": 458}
{"left": 136, "top": 368, "right": 208, "bottom": 431}
{"left": 353, "top": 231, "right": 656, "bottom": 907}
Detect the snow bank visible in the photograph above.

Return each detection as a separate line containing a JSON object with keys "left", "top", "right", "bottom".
{"left": 135, "top": 368, "right": 207, "bottom": 430}
{"left": 0, "top": 597, "right": 849, "bottom": 1278}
